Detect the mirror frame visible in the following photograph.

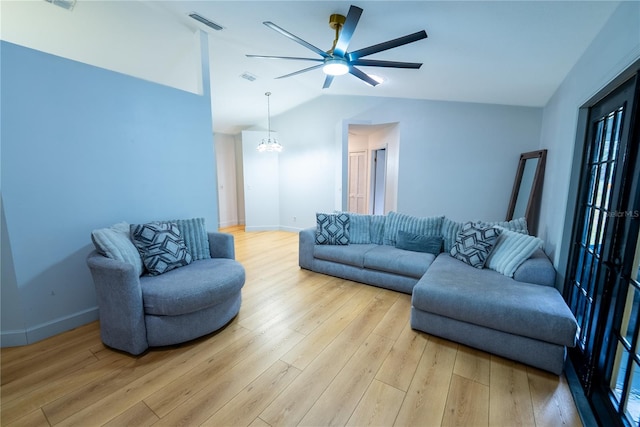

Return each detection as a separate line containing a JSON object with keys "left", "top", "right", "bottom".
{"left": 506, "top": 149, "right": 547, "bottom": 236}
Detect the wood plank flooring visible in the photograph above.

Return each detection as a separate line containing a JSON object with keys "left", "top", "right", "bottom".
{"left": 1, "top": 227, "right": 583, "bottom": 426}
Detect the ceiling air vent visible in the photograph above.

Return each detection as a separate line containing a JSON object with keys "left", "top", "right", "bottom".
{"left": 188, "top": 12, "right": 224, "bottom": 31}
{"left": 240, "top": 72, "right": 257, "bottom": 82}
{"left": 44, "top": 0, "right": 76, "bottom": 11}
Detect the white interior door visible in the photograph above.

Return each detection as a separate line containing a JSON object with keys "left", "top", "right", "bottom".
{"left": 348, "top": 151, "right": 367, "bottom": 214}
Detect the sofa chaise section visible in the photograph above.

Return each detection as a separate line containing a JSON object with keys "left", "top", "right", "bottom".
{"left": 410, "top": 253, "right": 577, "bottom": 374}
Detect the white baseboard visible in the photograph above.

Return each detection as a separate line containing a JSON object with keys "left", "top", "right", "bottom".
{"left": 1, "top": 307, "right": 99, "bottom": 347}
{"left": 244, "top": 225, "right": 281, "bottom": 232}
{"left": 218, "top": 219, "right": 239, "bottom": 228}
{"left": 279, "top": 226, "right": 304, "bottom": 232}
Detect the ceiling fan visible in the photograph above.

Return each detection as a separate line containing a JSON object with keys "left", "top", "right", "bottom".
{"left": 246, "top": 4, "right": 428, "bottom": 89}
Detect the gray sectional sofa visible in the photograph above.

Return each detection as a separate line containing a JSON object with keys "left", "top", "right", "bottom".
{"left": 299, "top": 212, "right": 577, "bottom": 374}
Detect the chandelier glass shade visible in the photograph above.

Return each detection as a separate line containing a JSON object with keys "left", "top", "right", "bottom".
{"left": 256, "top": 92, "right": 283, "bottom": 153}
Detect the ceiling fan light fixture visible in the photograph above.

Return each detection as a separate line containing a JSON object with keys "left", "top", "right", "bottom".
{"left": 323, "top": 58, "right": 349, "bottom": 76}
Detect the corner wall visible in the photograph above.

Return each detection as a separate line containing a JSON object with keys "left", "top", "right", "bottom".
{"left": 0, "top": 41, "right": 218, "bottom": 345}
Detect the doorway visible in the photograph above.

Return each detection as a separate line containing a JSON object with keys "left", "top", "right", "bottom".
{"left": 371, "top": 148, "right": 387, "bottom": 215}
{"left": 346, "top": 122, "right": 399, "bottom": 214}
{"left": 565, "top": 71, "right": 640, "bottom": 426}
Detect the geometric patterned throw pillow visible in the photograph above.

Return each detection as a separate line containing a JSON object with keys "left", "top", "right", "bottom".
{"left": 130, "top": 222, "right": 192, "bottom": 276}
{"left": 315, "top": 212, "right": 350, "bottom": 245}
{"left": 450, "top": 222, "right": 502, "bottom": 269}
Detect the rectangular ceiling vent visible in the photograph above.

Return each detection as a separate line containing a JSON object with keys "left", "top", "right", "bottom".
{"left": 240, "top": 72, "right": 257, "bottom": 82}
{"left": 188, "top": 12, "right": 224, "bottom": 31}
{"left": 44, "top": 0, "right": 76, "bottom": 11}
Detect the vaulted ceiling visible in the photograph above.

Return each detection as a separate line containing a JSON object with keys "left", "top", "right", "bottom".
{"left": 155, "top": 1, "right": 619, "bottom": 133}
{"left": 2, "top": 1, "right": 621, "bottom": 134}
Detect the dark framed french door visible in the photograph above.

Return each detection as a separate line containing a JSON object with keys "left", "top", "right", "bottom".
{"left": 565, "top": 71, "right": 640, "bottom": 426}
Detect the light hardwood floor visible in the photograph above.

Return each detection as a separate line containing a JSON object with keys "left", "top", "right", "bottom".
{"left": 1, "top": 227, "right": 583, "bottom": 427}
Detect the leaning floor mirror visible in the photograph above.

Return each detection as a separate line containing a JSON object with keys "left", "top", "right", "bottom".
{"left": 506, "top": 149, "right": 547, "bottom": 236}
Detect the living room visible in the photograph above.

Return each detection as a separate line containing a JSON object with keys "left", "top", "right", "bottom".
{"left": 2, "top": 1, "right": 639, "bottom": 426}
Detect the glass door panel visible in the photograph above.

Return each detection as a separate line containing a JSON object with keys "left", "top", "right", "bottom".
{"left": 609, "top": 232, "right": 640, "bottom": 425}
{"left": 565, "top": 71, "right": 639, "bottom": 427}
{"left": 568, "top": 106, "right": 623, "bottom": 355}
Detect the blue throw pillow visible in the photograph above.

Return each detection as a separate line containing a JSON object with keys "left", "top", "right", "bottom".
{"left": 169, "top": 217, "right": 211, "bottom": 260}
{"left": 370, "top": 215, "right": 386, "bottom": 245}
{"left": 347, "top": 213, "right": 371, "bottom": 244}
{"left": 383, "top": 211, "right": 444, "bottom": 246}
{"left": 315, "top": 213, "right": 350, "bottom": 245}
{"left": 477, "top": 217, "right": 528, "bottom": 235}
{"left": 91, "top": 222, "right": 144, "bottom": 276}
{"left": 396, "top": 231, "right": 442, "bottom": 254}
{"left": 441, "top": 217, "right": 463, "bottom": 253}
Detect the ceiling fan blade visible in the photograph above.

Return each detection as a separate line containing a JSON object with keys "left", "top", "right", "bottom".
{"left": 246, "top": 54, "right": 323, "bottom": 62}
{"left": 349, "top": 66, "right": 380, "bottom": 87}
{"left": 322, "top": 75, "right": 335, "bottom": 89}
{"left": 263, "top": 21, "right": 330, "bottom": 59}
{"left": 275, "top": 64, "right": 324, "bottom": 79}
{"left": 347, "top": 30, "right": 428, "bottom": 61}
{"left": 351, "top": 59, "right": 423, "bottom": 69}
{"left": 333, "top": 5, "right": 363, "bottom": 57}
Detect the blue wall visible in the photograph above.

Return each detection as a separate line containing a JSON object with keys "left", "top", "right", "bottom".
{"left": 0, "top": 41, "right": 218, "bottom": 345}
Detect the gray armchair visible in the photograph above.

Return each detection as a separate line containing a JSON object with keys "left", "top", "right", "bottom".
{"left": 87, "top": 232, "right": 245, "bottom": 355}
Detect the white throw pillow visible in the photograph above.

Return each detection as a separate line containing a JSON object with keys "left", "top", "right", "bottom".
{"left": 486, "top": 227, "right": 543, "bottom": 277}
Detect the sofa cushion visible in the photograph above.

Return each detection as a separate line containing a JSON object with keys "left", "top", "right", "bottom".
{"left": 396, "top": 231, "right": 442, "bottom": 254}
{"left": 370, "top": 215, "right": 386, "bottom": 244}
{"left": 450, "top": 222, "right": 501, "bottom": 268}
{"left": 441, "top": 217, "right": 463, "bottom": 253}
{"left": 412, "top": 254, "right": 577, "bottom": 347}
{"left": 348, "top": 213, "right": 371, "bottom": 244}
{"left": 513, "top": 248, "right": 556, "bottom": 286}
{"left": 442, "top": 217, "right": 528, "bottom": 253}
{"left": 314, "top": 243, "right": 377, "bottom": 268}
{"left": 169, "top": 217, "right": 211, "bottom": 261}
{"left": 363, "top": 245, "right": 435, "bottom": 279}
{"left": 383, "top": 211, "right": 444, "bottom": 246}
{"left": 486, "top": 228, "right": 543, "bottom": 277}
{"left": 91, "top": 221, "right": 144, "bottom": 276}
{"left": 140, "top": 258, "right": 245, "bottom": 316}
{"left": 131, "top": 222, "right": 192, "bottom": 276}
{"left": 315, "top": 213, "right": 350, "bottom": 245}
{"left": 477, "top": 217, "right": 528, "bottom": 235}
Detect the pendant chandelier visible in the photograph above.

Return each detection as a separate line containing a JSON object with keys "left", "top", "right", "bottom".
{"left": 256, "top": 92, "right": 283, "bottom": 153}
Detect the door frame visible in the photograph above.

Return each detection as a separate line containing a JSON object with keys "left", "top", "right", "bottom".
{"left": 557, "top": 59, "right": 640, "bottom": 295}
{"left": 561, "top": 61, "right": 640, "bottom": 426}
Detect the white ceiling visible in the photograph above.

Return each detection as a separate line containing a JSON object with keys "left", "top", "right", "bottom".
{"left": 150, "top": 1, "right": 621, "bottom": 134}
{"left": 3, "top": 1, "right": 622, "bottom": 134}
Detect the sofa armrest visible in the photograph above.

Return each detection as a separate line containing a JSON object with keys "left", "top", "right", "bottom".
{"left": 208, "top": 232, "right": 235, "bottom": 259}
{"left": 299, "top": 227, "right": 316, "bottom": 270}
{"left": 86, "top": 251, "right": 148, "bottom": 355}
{"left": 513, "top": 248, "right": 556, "bottom": 287}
